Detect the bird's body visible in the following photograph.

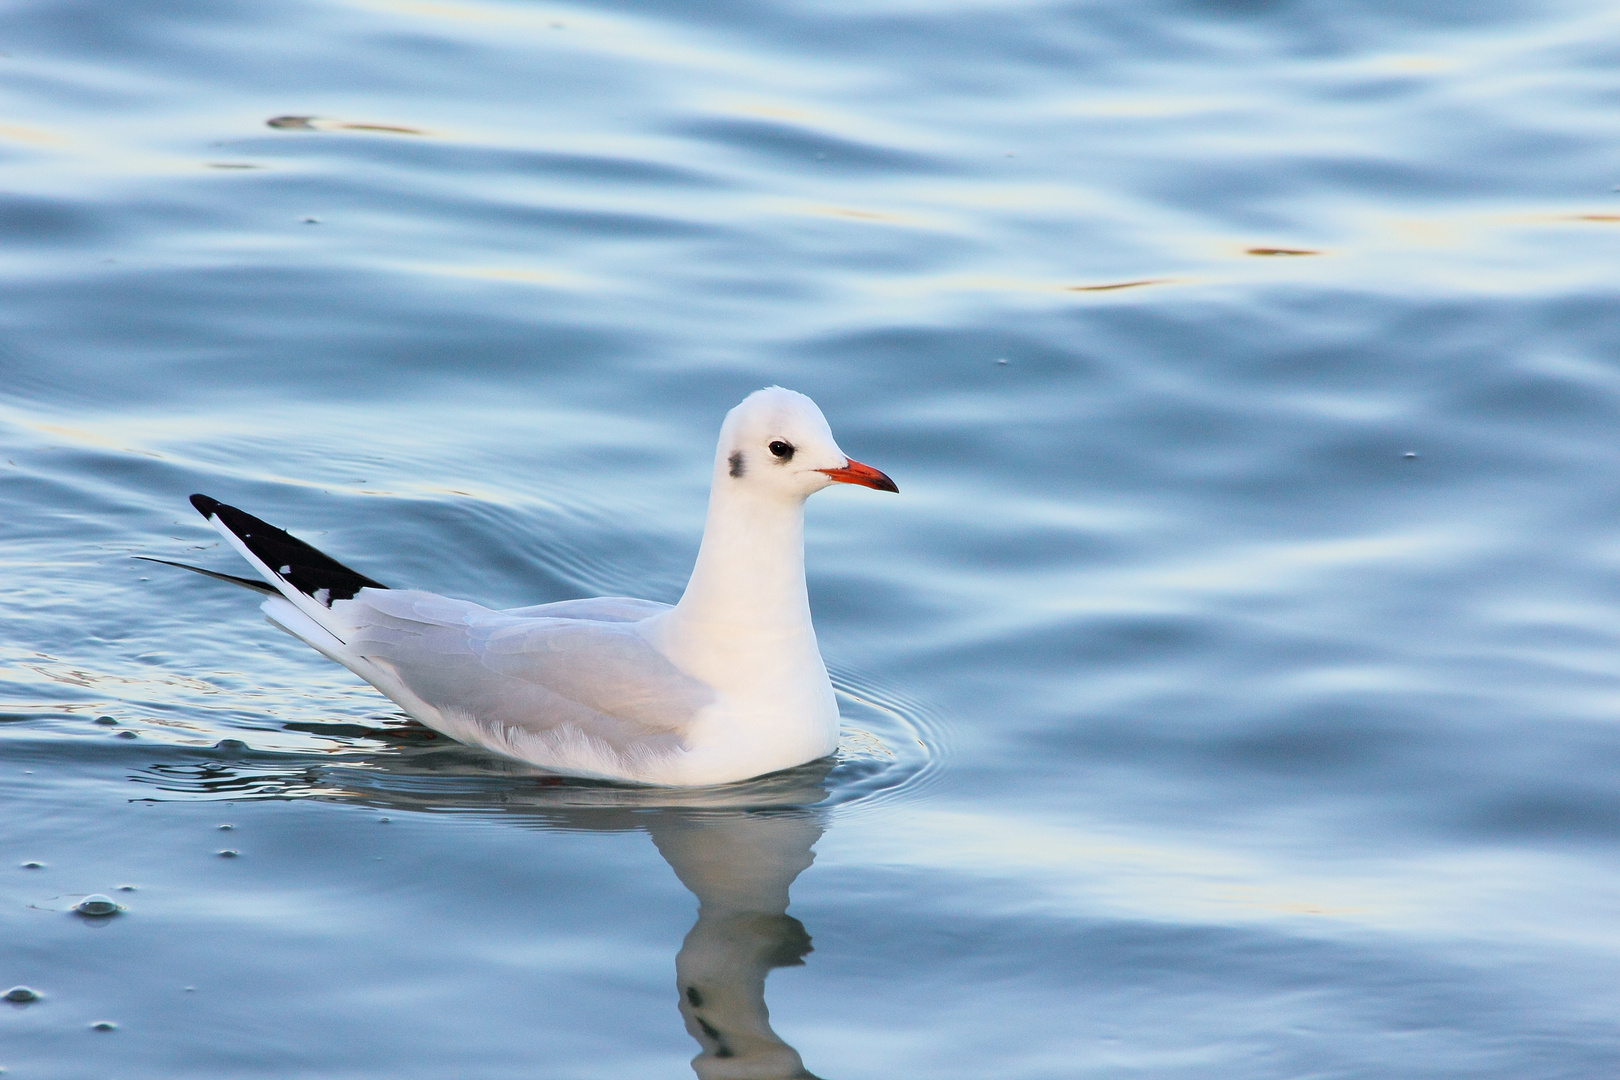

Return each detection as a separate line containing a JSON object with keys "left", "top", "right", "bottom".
{"left": 174, "top": 388, "right": 895, "bottom": 787}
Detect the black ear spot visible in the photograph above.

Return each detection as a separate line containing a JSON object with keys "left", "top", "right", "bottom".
{"left": 729, "top": 450, "right": 745, "bottom": 478}
{"left": 768, "top": 440, "right": 794, "bottom": 461}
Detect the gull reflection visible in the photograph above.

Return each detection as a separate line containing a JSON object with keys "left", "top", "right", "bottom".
{"left": 651, "top": 811, "right": 824, "bottom": 1080}
{"left": 136, "top": 738, "right": 832, "bottom": 1079}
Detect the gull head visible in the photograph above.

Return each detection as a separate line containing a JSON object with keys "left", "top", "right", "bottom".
{"left": 717, "top": 387, "right": 897, "bottom": 502}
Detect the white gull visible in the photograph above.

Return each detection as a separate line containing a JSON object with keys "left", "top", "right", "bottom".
{"left": 166, "top": 388, "right": 896, "bottom": 787}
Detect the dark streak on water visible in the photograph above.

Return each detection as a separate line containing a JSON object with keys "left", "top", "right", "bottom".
{"left": 6, "top": 0, "right": 1620, "bottom": 1076}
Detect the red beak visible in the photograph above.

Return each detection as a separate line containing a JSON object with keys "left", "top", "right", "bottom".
{"left": 817, "top": 457, "right": 898, "bottom": 493}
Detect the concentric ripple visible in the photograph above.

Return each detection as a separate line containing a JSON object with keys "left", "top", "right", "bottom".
{"left": 73, "top": 673, "right": 945, "bottom": 820}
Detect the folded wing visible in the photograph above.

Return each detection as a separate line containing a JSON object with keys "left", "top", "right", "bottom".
{"left": 340, "top": 590, "right": 712, "bottom": 778}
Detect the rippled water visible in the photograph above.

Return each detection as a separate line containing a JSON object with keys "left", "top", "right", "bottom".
{"left": 7, "top": 0, "right": 1620, "bottom": 1075}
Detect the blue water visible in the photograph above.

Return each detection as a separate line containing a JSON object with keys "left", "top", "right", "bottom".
{"left": 6, "top": 0, "right": 1620, "bottom": 1075}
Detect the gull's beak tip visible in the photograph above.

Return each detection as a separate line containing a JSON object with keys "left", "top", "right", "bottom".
{"left": 818, "top": 458, "right": 898, "bottom": 493}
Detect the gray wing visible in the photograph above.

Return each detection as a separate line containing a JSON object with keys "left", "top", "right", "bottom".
{"left": 499, "top": 596, "right": 671, "bottom": 622}
{"left": 342, "top": 591, "right": 712, "bottom": 771}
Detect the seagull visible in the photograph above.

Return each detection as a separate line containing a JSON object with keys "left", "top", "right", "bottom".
{"left": 153, "top": 388, "right": 897, "bottom": 787}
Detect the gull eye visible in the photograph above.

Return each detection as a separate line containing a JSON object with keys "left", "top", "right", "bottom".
{"left": 768, "top": 440, "right": 794, "bottom": 460}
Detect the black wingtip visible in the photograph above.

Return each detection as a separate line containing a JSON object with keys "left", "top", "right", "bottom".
{"left": 135, "top": 556, "right": 278, "bottom": 594}
{"left": 186, "top": 494, "right": 389, "bottom": 602}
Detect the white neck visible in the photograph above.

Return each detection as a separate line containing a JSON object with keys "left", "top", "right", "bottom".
{"left": 667, "top": 477, "right": 812, "bottom": 645}
{"left": 636, "top": 405, "right": 844, "bottom": 778}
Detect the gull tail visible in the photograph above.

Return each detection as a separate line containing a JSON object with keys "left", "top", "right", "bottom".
{"left": 176, "top": 495, "right": 431, "bottom": 724}
{"left": 185, "top": 494, "right": 391, "bottom": 654}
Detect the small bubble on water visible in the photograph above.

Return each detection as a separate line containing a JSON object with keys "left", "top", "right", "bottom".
{"left": 218, "top": 824, "right": 234, "bottom": 831}
{"left": 90, "top": 1020, "right": 117, "bottom": 1031}
{"left": 1404, "top": 451, "right": 1418, "bottom": 459}
{"left": 302, "top": 217, "right": 320, "bottom": 224}
{"left": 218, "top": 849, "right": 239, "bottom": 858}
{"left": 75, "top": 895, "right": 119, "bottom": 917}
{"left": 20, "top": 862, "right": 43, "bottom": 870}
{"left": 214, "top": 739, "right": 247, "bottom": 753}
{"left": 115, "top": 730, "right": 138, "bottom": 739}
{"left": 94, "top": 716, "right": 117, "bottom": 726}
{"left": 116, "top": 885, "right": 136, "bottom": 892}
{"left": 379, "top": 817, "right": 391, "bottom": 824}
{"left": 993, "top": 358, "right": 1009, "bottom": 366}
{"left": 4, "top": 987, "right": 39, "bottom": 1003}
{"left": 184, "top": 986, "right": 195, "bottom": 992}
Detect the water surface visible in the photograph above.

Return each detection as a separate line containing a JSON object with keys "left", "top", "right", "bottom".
{"left": 6, "top": 0, "right": 1620, "bottom": 1075}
